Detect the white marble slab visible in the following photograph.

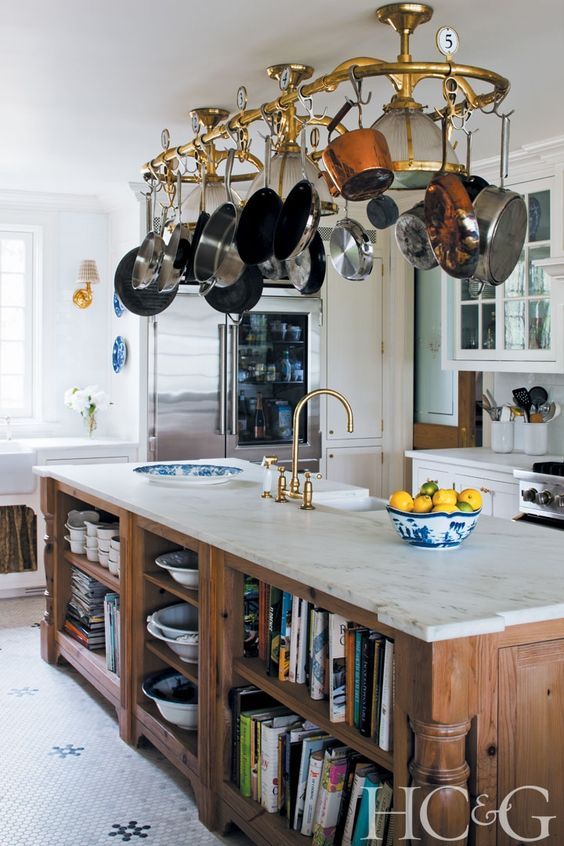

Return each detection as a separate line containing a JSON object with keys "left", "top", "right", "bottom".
{"left": 33, "top": 460, "right": 564, "bottom": 643}
{"left": 405, "top": 447, "right": 564, "bottom": 475}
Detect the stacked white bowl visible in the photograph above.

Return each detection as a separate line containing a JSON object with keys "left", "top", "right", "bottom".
{"left": 108, "top": 536, "right": 120, "bottom": 576}
{"left": 96, "top": 523, "right": 120, "bottom": 569}
{"left": 146, "top": 602, "right": 199, "bottom": 663}
{"left": 65, "top": 510, "right": 100, "bottom": 555}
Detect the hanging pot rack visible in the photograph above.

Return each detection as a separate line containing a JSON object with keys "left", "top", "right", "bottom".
{"left": 141, "top": 3, "right": 510, "bottom": 185}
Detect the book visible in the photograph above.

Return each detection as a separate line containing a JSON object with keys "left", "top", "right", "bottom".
{"left": 311, "top": 746, "right": 350, "bottom": 846}
{"left": 329, "top": 614, "right": 348, "bottom": 722}
{"left": 229, "top": 686, "right": 278, "bottom": 786}
{"left": 240, "top": 706, "right": 289, "bottom": 798}
{"left": 288, "top": 596, "right": 301, "bottom": 683}
{"left": 351, "top": 770, "right": 382, "bottom": 846}
{"left": 345, "top": 626, "right": 357, "bottom": 726}
{"left": 378, "top": 640, "right": 394, "bottom": 752}
{"left": 266, "top": 586, "right": 283, "bottom": 677}
{"left": 367, "top": 778, "right": 393, "bottom": 845}
{"left": 353, "top": 628, "right": 366, "bottom": 728}
{"left": 369, "top": 637, "right": 384, "bottom": 740}
{"left": 358, "top": 631, "right": 374, "bottom": 736}
{"left": 310, "top": 608, "right": 329, "bottom": 700}
{"left": 278, "top": 591, "right": 293, "bottom": 682}
{"left": 341, "top": 762, "right": 378, "bottom": 846}
{"left": 258, "top": 581, "right": 268, "bottom": 662}
{"left": 301, "top": 750, "right": 325, "bottom": 836}
{"left": 293, "top": 733, "right": 332, "bottom": 831}
{"left": 296, "top": 598, "right": 309, "bottom": 684}
{"left": 333, "top": 751, "right": 363, "bottom": 846}
{"left": 260, "top": 712, "right": 299, "bottom": 812}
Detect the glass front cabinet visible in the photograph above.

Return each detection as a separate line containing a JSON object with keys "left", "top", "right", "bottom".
{"left": 442, "top": 174, "right": 564, "bottom": 372}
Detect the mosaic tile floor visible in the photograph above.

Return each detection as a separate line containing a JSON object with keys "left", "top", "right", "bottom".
{"left": 0, "top": 598, "right": 251, "bottom": 846}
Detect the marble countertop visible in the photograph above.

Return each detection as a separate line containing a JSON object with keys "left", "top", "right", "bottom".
{"left": 13, "top": 437, "right": 138, "bottom": 451}
{"left": 34, "top": 459, "right": 564, "bottom": 643}
{"left": 405, "top": 447, "right": 564, "bottom": 475}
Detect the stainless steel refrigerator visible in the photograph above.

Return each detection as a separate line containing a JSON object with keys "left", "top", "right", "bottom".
{"left": 148, "top": 289, "right": 322, "bottom": 468}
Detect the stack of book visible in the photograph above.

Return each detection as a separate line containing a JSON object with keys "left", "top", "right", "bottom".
{"left": 230, "top": 686, "right": 394, "bottom": 845}
{"left": 104, "top": 592, "right": 120, "bottom": 675}
{"left": 257, "top": 583, "right": 394, "bottom": 749}
{"left": 63, "top": 567, "right": 108, "bottom": 651}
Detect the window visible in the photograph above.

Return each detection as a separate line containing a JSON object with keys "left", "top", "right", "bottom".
{"left": 0, "top": 229, "right": 35, "bottom": 417}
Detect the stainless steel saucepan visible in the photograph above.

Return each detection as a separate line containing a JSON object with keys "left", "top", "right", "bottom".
{"left": 329, "top": 202, "right": 373, "bottom": 281}
{"left": 395, "top": 202, "right": 438, "bottom": 270}
{"left": 132, "top": 184, "right": 167, "bottom": 290}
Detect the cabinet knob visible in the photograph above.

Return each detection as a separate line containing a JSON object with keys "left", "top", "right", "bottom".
{"left": 329, "top": 430, "right": 334, "bottom": 435}
{"left": 329, "top": 454, "right": 334, "bottom": 459}
{"left": 480, "top": 487, "right": 492, "bottom": 494}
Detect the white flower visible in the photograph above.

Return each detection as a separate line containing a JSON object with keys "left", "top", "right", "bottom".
{"left": 71, "top": 389, "right": 91, "bottom": 414}
{"left": 64, "top": 387, "right": 79, "bottom": 408}
{"left": 64, "top": 384, "right": 112, "bottom": 418}
{"left": 91, "top": 389, "right": 110, "bottom": 411}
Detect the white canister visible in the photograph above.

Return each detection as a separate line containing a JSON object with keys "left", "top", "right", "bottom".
{"left": 490, "top": 421, "right": 514, "bottom": 454}
{"left": 524, "top": 422, "right": 548, "bottom": 456}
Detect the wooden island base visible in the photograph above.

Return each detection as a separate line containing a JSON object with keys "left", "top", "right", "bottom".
{"left": 39, "top": 476, "right": 564, "bottom": 845}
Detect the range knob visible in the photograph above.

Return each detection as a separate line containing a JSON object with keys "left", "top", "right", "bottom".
{"left": 522, "top": 488, "right": 538, "bottom": 502}
{"left": 553, "top": 493, "right": 564, "bottom": 509}
{"left": 536, "top": 490, "right": 554, "bottom": 506}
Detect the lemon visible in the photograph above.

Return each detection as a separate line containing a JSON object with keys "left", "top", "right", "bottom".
{"left": 457, "top": 488, "right": 482, "bottom": 511}
{"left": 432, "top": 488, "right": 458, "bottom": 508}
{"left": 457, "top": 501, "right": 474, "bottom": 513}
{"left": 420, "top": 480, "right": 439, "bottom": 497}
{"left": 413, "top": 494, "right": 433, "bottom": 513}
{"left": 389, "top": 490, "right": 414, "bottom": 512}
{"left": 432, "top": 504, "right": 460, "bottom": 513}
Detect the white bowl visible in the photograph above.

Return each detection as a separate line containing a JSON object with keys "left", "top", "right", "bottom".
{"left": 86, "top": 548, "right": 99, "bottom": 562}
{"left": 155, "top": 550, "right": 199, "bottom": 588}
{"left": 67, "top": 510, "right": 100, "bottom": 529}
{"left": 142, "top": 670, "right": 198, "bottom": 729}
{"left": 108, "top": 557, "right": 120, "bottom": 577}
{"left": 98, "top": 551, "right": 110, "bottom": 568}
{"left": 149, "top": 602, "right": 198, "bottom": 639}
{"left": 85, "top": 536, "right": 98, "bottom": 548}
{"left": 110, "top": 536, "right": 120, "bottom": 551}
{"left": 98, "top": 539, "right": 111, "bottom": 554}
{"left": 109, "top": 548, "right": 119, "bottom": 563}
{"left": 96, "top": 523, "right": 120, "bottom": 540}
{"left": 65, "top": 525, "right": 87, "bottom": 541}
{"left": 147, "top": 618, "right": 199, "bottom": 663}
{"left": 84, "top": 520, "right": 101, "bottom": 537}
{"left": 64, "top": 536, "right": 86, "bottom": 555}
{"left": 386, "top": 505, "right": 481, "bottom": 549}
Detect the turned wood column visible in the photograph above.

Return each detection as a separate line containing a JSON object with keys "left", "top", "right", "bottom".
{"left": 39, "top": 477, "right": 57, "bottom": 663}
{"left": 409, "top": 718, "right": 471, "bottom": 843}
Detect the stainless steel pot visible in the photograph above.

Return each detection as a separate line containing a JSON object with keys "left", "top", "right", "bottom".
{"left": 158, "top": 170, "right": 192, "bottom": 293}
{"left": 395, "top": 202, "right": 438, "bottom": 270}
{"left": 330, "top": 212, "right": 373, "bottom": 280}
{"left": 132, "top": 187, "right": 166, "bottom": 290}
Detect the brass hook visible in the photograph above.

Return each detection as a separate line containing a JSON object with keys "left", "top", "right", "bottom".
{"left": 296, "top": 84, "right": 327, "bottom": 121}
{"left": 348, "top": 65, "right": 371, "bottom": 106}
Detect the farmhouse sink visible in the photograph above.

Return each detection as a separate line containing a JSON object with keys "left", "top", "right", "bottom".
{"left": 0, "top": 441, "right": 37, "bottom": 494}
{"left": 314, "top": 491, "right": 387, "bottom": 513}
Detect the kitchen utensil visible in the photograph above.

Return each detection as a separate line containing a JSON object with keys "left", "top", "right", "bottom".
{"left": 194, "top": 148, "right": 246, "bottom": 287}
{"left": 114, "top": 247, "right": 178, "bottom": 317}
{"left": 460, "top": 125, "right": 489, "bottom": 201}
{"left": 471, "top": 114, "right": 527, "bottom": 286}
{"left": 286, "top": 231, "right": 326, "bottom": 294}
{"left": 158, "top": 170, "right": 192, "bottom": 292}
{"left": 149, "top": 602, "right": 198, "bottom": 639}
{"left": 512, "top": 387, "right": 532, "bottom": 422}
{"left": 485, "top": 389, "right": 497, "bottom": 409}
{"left": 366, "top": 195, "right": 399, "bottom": 229}
{"left": 235, "top": 132, "right": 282, "bottom": 265}
{"left": 146, "top": 619, "right": 198, "bottom": 664}
{"left": 395, "top": 202, "right": 438, "bottom": 270}
{"left": 481, "top": 393, "right": 492, "bottom": 411}
{"left": 500, "top": 404, "right": 512, "bottom": 423}
{"left": 132, "top": 185, "right": 167, "bottom": 289}
{"left": 541, "top": 401, "right": 560, "bottom": 423}
{"left": 329, "top": 204, "right": 373, "bottom": 280}
{"left": 155, "top": 549, "right": 199, "bottom": 588}
{"left": 183, "top": 164, "right": 210, "bottom": 283}
{"left": 273, "top": 125, "right": 321, "bottom": 261}
{"left": 142, "top": 669, "right": 198, "bottom": 729}
{"left": 424, "top": 114, "right": 480, "bottom": 279}
{"left": 258, "top": 255, "right": 288, "bottom": 280}
{"left": 321, "top": 67, "right": 393, "bottom": 202}
{"left": 528, "top": 385, "right": 548, "bottom": 409}
{"left": 204, "top": 264, "right": 263, "bottom": 315}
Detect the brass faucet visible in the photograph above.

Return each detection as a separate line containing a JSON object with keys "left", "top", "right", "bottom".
{"left": 288, "top": 388, "right": 354, "bottom": 499}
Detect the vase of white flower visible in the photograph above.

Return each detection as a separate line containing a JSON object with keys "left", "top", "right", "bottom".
{"left": 64, "top": 385, "right": 111, "bottom": 437}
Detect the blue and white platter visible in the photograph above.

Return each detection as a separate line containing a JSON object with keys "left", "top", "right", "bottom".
{"left": 113, "top": 292, "right": 125, "bottom": 317}
{"left": 112, "top": 336, "right": 127, "bottom": 373}
{"left": 133, "top": 463, "right": 243, "bottom": 487}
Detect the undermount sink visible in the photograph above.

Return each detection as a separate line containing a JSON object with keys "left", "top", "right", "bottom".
{"left": 0, "top": 441, "right": 37, "bottom": 494}
{"left": 314, "top": 492, "right": 387, "bottom": 513}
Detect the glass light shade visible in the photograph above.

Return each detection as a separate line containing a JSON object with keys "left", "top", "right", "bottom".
{"left": 246, "top": 150, "right": 338, "bottom": 216}
{"left": 77, "top": 260, "right": 100, "bottom": 284}
{"left": 372, "top": 109, "right": 459, "bottom": 189}
{"left": 182, "top": 181, "right": 243, "bottom": 222}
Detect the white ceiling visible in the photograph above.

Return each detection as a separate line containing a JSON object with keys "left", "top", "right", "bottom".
{"left": 1, "top": 0, "right": 563, "bottom": 203}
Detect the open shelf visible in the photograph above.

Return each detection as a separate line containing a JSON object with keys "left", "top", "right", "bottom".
{"left": 221, "top": 782, "right": 307, "bottom": 846}
{"left": 63, "top": 550, "right": 120, "bottom": 592}
{"left": 234, "top": 656, "right": 394, "bottom": 772}
{"left": 135, "top": 701, "right": 198, "bottom": 775}
{"left": 146, "top": 639, "right": 199, "bottom": 686}
{"left": 144, "top": 572, "right": 199, "bottom": 607}
{"left": 56, "top": 629, "right": 119, "bottom": 703}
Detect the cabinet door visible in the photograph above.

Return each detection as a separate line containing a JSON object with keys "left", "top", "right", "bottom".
{"left": 325, "top": 446, "right": 382, "bottom": 495}
{"left": 498, "top": 640, "right": 564, "bottom": 844}
{"left": 326, "top": 257, "right": 383, "bottom": 440}
{"left": 455, "top": 472, "right": 518, "bottom": 519}
{"left": 412, "top": 461, "right": 455, "bottom": 494}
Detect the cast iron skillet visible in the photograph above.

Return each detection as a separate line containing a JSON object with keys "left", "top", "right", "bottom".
{"left": 204, "top": 264, "right": 264, "bottom": 315}
{"left": 114, "top": 248, "right": 178, "bottom": 317}
{"left": 236, "top": 135, "right": 282, "bottom": 265}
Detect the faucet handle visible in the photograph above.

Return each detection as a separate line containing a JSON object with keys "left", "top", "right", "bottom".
{"left": 300, "top": 470, "right": 315, "bottom": 511}
{"left": 275, "top": 466, "right": 288, "bottom": 503}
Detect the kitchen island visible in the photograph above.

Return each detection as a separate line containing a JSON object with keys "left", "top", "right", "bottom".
{"left": 35, "top": 460, "right": 564, "bottom": 845}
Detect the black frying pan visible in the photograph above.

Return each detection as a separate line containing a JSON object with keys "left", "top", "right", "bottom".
{"left": 236, "top": 135, "right": 282, "bottom": 265}
{"left": 114, "top": 248, "right": 178, "bottom": 316}
{"left": 286, "top": 231, "right": 326, "bottom": 295}
{"left": 183, "top": 211, "right": 210, "bottom": 283}
{"left": 204, "top": 264, "right": 263, "bottom": 315}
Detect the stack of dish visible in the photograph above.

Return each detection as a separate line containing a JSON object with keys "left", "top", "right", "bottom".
{"left": 108, "top": 537, "right": 120, "bottom": 576}
{"left": 146, "top": 602, "right": 199, "bottom": 664}
{"left": 142, "top": 669, "right": 198, "bottom": 730}
{"left": 64, "top": 510, "right": 100, "bottom": 554}
{"left": 155, "top": 549, "right": 199, "bottom": 587}
{"left": 95, "top": 523, "right": 120, "bottom": 569}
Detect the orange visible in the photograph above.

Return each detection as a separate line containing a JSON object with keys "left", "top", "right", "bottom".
{"left": 389, "top": 490, "right": 414, "bottom": 512}
{"left": 432, "top": 488, "right": 458, "bottom": 508}
{"left": 413, "top": 494, "right": 433, "bottom": 514}
{"left": 457, "top": 488, "right": 482, "bottom": 511}
{"left": 432, "top": 504, "right": 460, "bottom": 513}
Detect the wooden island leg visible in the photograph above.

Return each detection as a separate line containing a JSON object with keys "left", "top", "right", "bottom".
{"left": 39, "top": 477, "right": 57, "bottom": 664}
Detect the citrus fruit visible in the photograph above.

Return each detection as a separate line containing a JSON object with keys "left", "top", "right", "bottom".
{"left": 457, "top": 488, "right": 482, "bottom": 511}
{"left": 457, "top": 501, "right": 474, "bottom": 513}
{"left": 432, "top": 504, "right": 460, "bottom": 513}
{"left": 432, "top": 488, "right": 458, "bottom": 508}
{"left": 389, "top": 490, "right": 414, "bottom": 512}
{"left": 413, "top": 494, "right": 433, "bottom": 513}
{"left": 420, "top": 480, "right": 439, "bottom": 497}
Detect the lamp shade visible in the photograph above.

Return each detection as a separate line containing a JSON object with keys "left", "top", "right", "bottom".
{"left": 77, "top": 260, "right": 100, "bottom": 285}
{"left": 371, "top": 108, "right": 460, "bottom": 189}
{"left": 246, "top": 150, "right": 338, "bottom": 216}
{"left": 182, "top": 181, "right": 243, "bottom": 223}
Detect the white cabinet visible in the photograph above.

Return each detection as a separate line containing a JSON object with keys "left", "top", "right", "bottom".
{"left": 324, "top": 446, "right": 382, "bottom": 496}
{"left": 442, "top": 174, "right": 564, "bottom": 373}
{"left": 454, "top": 472, "right": 517, "bottom": 519}
{"left": 44, "top": 455, "right": 130, "bottom": 465}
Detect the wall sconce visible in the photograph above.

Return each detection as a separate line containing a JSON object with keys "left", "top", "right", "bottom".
{"left": 73, "top": 260, "right": 100, "bottom": 309}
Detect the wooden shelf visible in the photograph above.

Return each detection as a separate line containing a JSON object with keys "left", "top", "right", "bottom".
{"left": 146, "top": 639, "right": 199, "bottom": 685}
{"left": 221, "top": 782, "right": 306, "bottom": 846}
{"left": 234, "top": 657, "right": 394, "bottom": 772}
{"left": 135, "top": 701, "right": 198, "bottom": 776}
{"left": 63, "top": 550, "right": 120, "bottom": 592}
{"left": 144, "top": 571, "right": 199, "bottom": 607}
{"left": 56, "top": 630, "right": 120, "bottom": 704}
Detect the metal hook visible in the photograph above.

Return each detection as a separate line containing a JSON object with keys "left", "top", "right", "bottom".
{"left": 179, "top": 153, "right": 198, "bottom": 177}
{"left": 296, "top": 84, "right": 327, "bottom": 121}
{"left": 259, "top": 105, "right": 278, "bottom": 144}
{"left": 348, "top": 65, "right": 371, "bottom": 106}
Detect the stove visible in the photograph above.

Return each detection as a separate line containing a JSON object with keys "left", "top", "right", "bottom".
{"left": 514, "top": 461, "right": 564, "bottom": 527}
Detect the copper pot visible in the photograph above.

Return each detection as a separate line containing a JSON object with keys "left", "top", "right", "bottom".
{"left": 322, "top": 127, "right": 394, "bottom": 202}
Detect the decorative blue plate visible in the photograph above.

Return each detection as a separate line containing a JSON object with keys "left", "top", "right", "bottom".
{"left": 112, "top": 336, "right": 127, "bottom": 373}
{"left": 113, "top": 292, "right": 125, "bottom": 317}
{"left": 133, "top": 463, "right": 243, "bottom": 487}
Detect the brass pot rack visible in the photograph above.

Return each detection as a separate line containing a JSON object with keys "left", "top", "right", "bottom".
{"left": 141, "top": 3, "right": 510, "bottom": 182}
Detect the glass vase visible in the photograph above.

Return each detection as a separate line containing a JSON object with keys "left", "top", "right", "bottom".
{"left": 84, "top": 411, "right": 97, "bottom": 438}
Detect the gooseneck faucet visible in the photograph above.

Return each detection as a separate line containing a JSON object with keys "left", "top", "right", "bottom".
{"left": 288, "top": 389, "right": 354, "bottom": 499}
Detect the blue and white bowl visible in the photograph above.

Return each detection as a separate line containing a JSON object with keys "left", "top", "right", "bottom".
{"left": 113, "top": 292, "right": 125, "bottom": 317}
{"left": 133, "top": 463, "right": 243, "bottom": 487}
{"left": 386, "top": 505, "right": 481, "bottom": 549}
{"left": 112, "top": 335, "right": 127, "bottom": 373}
